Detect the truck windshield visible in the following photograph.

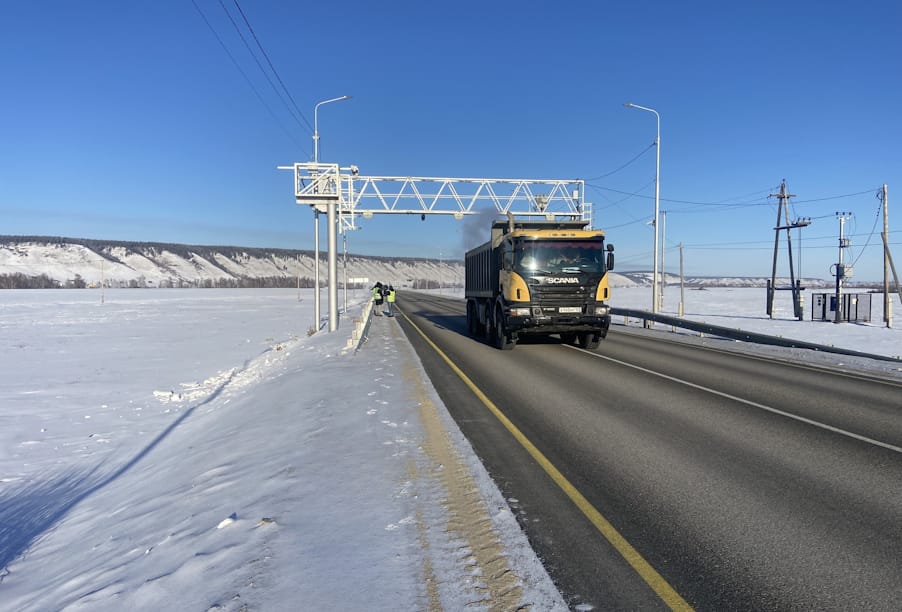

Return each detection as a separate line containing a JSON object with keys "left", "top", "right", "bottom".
{"left": 515, "top": 240, "right": 606, "bottom": 275}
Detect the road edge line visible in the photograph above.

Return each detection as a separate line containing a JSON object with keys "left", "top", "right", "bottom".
{"left": 400, "top": 310, "right": 693, "bottom": 611}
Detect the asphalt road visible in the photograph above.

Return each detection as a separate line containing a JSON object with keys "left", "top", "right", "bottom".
{"left": 393, "top": 291, "right": 902, "bottom": 611}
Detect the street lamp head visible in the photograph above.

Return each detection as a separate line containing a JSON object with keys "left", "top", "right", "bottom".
{"left": 313, "top": 95, "right": 353, "bottom": 163}
{"left": 624, "top": 102, "right": 659, "bottom": 119}
{"left": 315, "top": 95, "right": 353, "bottom": 111}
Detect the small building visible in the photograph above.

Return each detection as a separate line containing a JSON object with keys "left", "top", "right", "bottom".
{"left": 811, "top": 292, "right": 871, "bottom": 322}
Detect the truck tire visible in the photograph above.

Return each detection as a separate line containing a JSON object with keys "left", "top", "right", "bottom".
{"left": 578, "top": 331, "right": 601, "bottom": 350}
{"left": 494, "top": 306, "right": 516, "bottom": 350}
{"left": 560, "top": 332, "right": 577, "bottom": 345}
{"left": 467, "top": 302, "right": 479, "bottom": 337}
{"left": 484, "top": 304, "right": 493, "bottom": 340}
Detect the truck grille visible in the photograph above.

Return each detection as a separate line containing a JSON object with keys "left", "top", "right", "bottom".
{"left": 530, "top": 284, "right": 593, "bottom": 305}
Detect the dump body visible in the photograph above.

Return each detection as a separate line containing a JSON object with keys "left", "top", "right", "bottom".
{"left": 464, "top": 218, "right": 614, "bottom": 350}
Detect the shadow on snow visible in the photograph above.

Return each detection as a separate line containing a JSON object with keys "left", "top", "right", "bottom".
{"left": 0, "top": 367, "right": 240, "bottom": 579}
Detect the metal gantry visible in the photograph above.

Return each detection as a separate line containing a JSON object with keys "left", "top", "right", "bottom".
{"left": 341, "top": 173, "right": 590, "bottom": 227}
{"left": 282, "top": 162, "right": 590, "bottom": 229}
{"left": 279, "top": 162, "right": 593, "bottom": 332}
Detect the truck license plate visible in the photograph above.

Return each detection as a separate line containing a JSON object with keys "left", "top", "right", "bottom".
{"left": 558, "top": 306, "right": 581, "bottom": 313}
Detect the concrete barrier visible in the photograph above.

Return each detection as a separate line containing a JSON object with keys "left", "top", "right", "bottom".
{"left": 345, "top": 299, "right": 374, "bottom": 354}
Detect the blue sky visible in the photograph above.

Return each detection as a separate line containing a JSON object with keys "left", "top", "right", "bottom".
{"left": 2, "top": 1, "right": 900, "bottom": 280}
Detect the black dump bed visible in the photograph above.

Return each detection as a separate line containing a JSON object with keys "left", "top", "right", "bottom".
{"left": 464, "top": 241, "right": 497, "bottom": 299}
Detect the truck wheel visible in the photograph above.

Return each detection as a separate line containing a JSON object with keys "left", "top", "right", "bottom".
{"left": 494, "top": 307, "right": 516, "bottom": 350}
{"left": 560, "top": 333, "right": 577, "bottom": 345}
{"left": 578, "top": 332, "right": 601, "bottom": 350}
{"left": 467, "top": 302, "right": 478, "bottom": 337}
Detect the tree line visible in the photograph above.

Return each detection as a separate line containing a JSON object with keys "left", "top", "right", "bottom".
{"left": 0, "top": 273, "right": 325, "bottom": 290}
{"left": 0, "top": 273, "right": 62, "bottom": 289}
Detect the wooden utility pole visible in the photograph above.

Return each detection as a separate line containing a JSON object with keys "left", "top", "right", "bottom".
{"left": 678, "top": 242, "right": 685, "bottom": 317}
{"left": 660, "top": 211, "right": 666, "bottom": 311}
{"left": 883, "top": 184, "right": 892, "bottom": 328}
{"left": 879, "top": 183, "right": 902, "bottom": 325}
{"left": 768, "top": 180, "right": 808, "bottom": 320}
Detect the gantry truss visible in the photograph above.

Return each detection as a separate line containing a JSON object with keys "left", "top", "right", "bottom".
{"left": 279, "top": 162, "right": 592, "bottom": 233}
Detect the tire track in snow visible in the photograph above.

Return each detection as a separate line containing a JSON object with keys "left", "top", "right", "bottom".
{"left": 388, "top": 319, "right": 525, "bottom": 610}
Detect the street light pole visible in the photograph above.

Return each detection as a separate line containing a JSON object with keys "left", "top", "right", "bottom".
{"left": 342, "top": 230, "right": 348, "bottom": 314}
{"left": 313, "top": 95, "right": 351, "bottom": 163}
{"left": 624, "top": 102, "right": 661, "bottom": 320}
{"left": 660, "top": 210, "right": 666, "bottom": 310}
{"left": 311, "top": 95, "right": 351, "bottom": 331}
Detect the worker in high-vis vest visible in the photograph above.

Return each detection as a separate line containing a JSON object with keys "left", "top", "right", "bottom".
{"left": 386, "top": 285, "right": 396, "bottom": 316}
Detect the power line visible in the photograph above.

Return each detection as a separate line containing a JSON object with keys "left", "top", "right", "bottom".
{"left": 678, "top": 236, "right": 899, "bottom": 251}
{"left": 191, "top": 0, "right": 306, "bottom": 151}
{"left": 587, "top": 183, "right": 654, "bottom": 201}
{"left": 590, "top": 178, "right": 655, "bottom": 211}
{"left": 790, "top": 188, "right": 879, "bottom": 205}
{"left": 664, "top": 200, "right": 772, "bottom": 215}
{"left": 603, "top": 217, "right": 657, "bottom": 231}
{"left": 848, "top": 198, "right": 884, "bottom": 269}
{"left": 590, "top": 182, "right": 884, "bottom": 217}
{"left": 231, "top": 0, "right": 314, "bottom": 133}
{"left": 585, "top": 143, "right": 654, "bottom": 181}
{"left": 217, "top": 0, "right": 311, "bottom": 137}
{"left": 588, "top": 183, "right": 773, "bottom": 210}
{"left": 709, "top": 186, "right": 780, "bottom": 204}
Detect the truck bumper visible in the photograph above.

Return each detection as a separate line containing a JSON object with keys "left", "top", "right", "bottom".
{"left": 507, "top": 313, "right": 611, "bottom": 337}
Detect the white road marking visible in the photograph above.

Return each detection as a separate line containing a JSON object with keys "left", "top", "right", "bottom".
{"left": 576, "top": 347, "right": 902, "bottom": 455}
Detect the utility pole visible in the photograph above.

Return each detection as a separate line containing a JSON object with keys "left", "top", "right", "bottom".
{"left": 833, "top": 212, "right": 853, "bottom": 323}
{"left": 882, "top": 184, "right": 892, "bottom": 328}
{"left": 678, "top": 242, "right": 684, "bottom": 317}
{"left": 660, "top": 210, "right": 666, "bottom": 310}
{"left": 768, "top": 180, "right": 808, "bottom": 320}
{"left": 343, "top": 231, "right": 348, "bottom": 314}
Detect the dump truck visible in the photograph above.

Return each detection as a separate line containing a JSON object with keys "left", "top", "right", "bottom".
{"left": 465, "top": 215, "right": 615, "bottom": 350}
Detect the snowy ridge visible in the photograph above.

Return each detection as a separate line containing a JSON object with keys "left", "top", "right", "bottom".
{"left": 615, "top": 271, "right": 844, "bottom": 289}
{"left": 0, "top": 236, "right": 874, "bottom": 290}
{"left": 0, "top": 237, "right": 466, "bottom": 289}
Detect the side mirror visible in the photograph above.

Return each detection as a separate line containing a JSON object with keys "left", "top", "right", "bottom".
{"left": 606, "top": 243, "right": 614, "bottom": 271}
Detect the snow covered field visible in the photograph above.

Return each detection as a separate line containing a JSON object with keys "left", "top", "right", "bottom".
{"left": 0, "top": 289, "right": 563, "bottom": 611}
{"left": 1, "top": 286, "right": 899, "bottom": 611}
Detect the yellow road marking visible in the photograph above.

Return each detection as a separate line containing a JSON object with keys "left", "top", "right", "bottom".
{"left": 399, "top": 308, "right": 693, "bottom": 611}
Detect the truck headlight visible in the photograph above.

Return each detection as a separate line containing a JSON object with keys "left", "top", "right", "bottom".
{"left": 595, "top": 305, "right": 610, "bottom": 316}
{"left": 510, "top": 307, "right": 531, "bottom": 316}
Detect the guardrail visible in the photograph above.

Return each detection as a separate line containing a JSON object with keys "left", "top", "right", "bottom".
{"left": 611, "top": 308, "right": 902, "bottom": 364}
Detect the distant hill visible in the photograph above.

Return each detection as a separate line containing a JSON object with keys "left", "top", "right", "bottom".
{"left": 0, "top": 236, "right": 462, "bottom": 289}
{"left": 614, "top": 270, "right": 839, "bottom": 290}
{"left": 0, "top": 235, "right": 849, "bottom": 290}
